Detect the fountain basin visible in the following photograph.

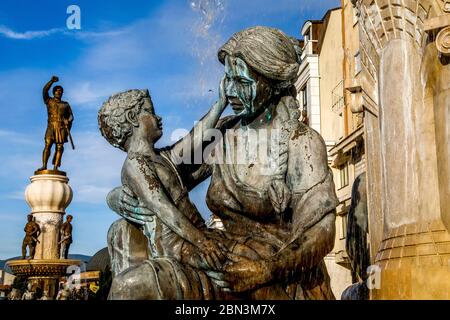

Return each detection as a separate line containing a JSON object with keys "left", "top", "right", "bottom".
{"left": 6, "top": 259, "right": 81, "bottom": 278}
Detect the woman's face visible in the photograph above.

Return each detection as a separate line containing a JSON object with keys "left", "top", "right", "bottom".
{"left": 138, "top": 96, "right": 163, "bottom": 143}
{"left": 224, "top": 55, "right": 273, "bottom": 119}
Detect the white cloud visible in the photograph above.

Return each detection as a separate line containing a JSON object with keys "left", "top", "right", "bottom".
{"left": 0, "top": 24, "right": 127, "bottom": 41}
{"left": 226, "top": 0, "right": 340, "bottom": 19}
{"left": 0, "top": 25, "right": 63, "bottom": 40}
{"left": 0, "top": 211, "right": 25, "bottom": 223}
{"left": 67, "top": 82, "right": 110, "bottom": 107}
{"left": 67, "top": 29, "right": 128, "bottom": 40}
{"left": 0, "top": 129, "right": 39, "bottom": 147}
{"left": 0, "top": 154, "right": 39, "bottom": 182}
{"left": 63, "top": 131, "right": 125, "bottom": 205}
{"left": 0, "top": 129, "right": 124, "bottom": 206}
{"left": 5, "top": 190, "right": 25, "bottom": 200}
{"left": 74, "top": 185, "right": 113, "bottom": 204}
{"left": 73, "top": 1, "right": 225, "bottom": 93}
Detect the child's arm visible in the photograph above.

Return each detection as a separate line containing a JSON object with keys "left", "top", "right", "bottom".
{"left": 124, "top": 157, "right": 225, "bottom": 269}
{"left": 169, "top": 76, "right": 228, "bottom": 165}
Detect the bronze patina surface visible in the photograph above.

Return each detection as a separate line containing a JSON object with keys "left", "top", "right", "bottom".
{"left": 59, "top": 215, "right": 73, "bottom": 259}
{"left": 37, "top": 76, "right": 74, "bottom": 172}
{"left": 21, "top": 214, "right": 41, "bottom": 259}
{"left": 100, "top": 26, "right": 338, "bottom": 300}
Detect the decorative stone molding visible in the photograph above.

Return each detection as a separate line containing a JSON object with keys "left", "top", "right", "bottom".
{"left": 362, "top": 0, "right": 430, "bottom": 49}
{"left": 375, "top": 219, "right": 450, "bottom": 265}
{"left": 373, "top": 219, "right": 450, "bottom": 299}
{"left": 353, "top": 1, "right": 449, "bottom": 69}
{"left": 35, "top": 212, "right": 61, "bottom": 228}
{"left": 6, "top": 259, "right": 81, "bottom": 278}
{"left": 33, "top": 212, "right": 64, "bottom": 259}
{"left": 436, "top": 26, "right": 450, "bottom": 54}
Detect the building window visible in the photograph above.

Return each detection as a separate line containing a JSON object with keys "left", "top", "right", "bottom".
{"left": 301, "top": 85, "right": 308, "bottom": 108}
{"left": 354, "top": 51, "right": 362, "bottom": 75}
{"left": 339, "top": 163, "right": 349, "bottom": 189}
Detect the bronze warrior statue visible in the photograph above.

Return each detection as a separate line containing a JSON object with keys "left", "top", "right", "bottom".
{"left": 59, "top": 214, "right": 73, "bottom": 259}
{"left": 22, "top": 214, "right": 41, "bottom": 259}
{"left": 37, "top": 76, "right": 74, "bottom": 172}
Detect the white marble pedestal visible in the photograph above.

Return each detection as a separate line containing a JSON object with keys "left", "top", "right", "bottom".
{"left": 25, "top": 173, "right": 73, "bottom": 259}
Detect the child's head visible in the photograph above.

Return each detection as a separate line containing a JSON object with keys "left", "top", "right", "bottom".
{"left": 98, "top": 89, "right": 162, "bottom": 151}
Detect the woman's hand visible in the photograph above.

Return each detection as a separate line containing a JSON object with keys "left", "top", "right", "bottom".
{"left": 198, "top": 239, "right": 228, "bottom": 271}
{"left": 268, "top": 179, "right": 291, "bottom": 214}
{"left": 107, "top": 186, "right": 155, "bottom": 224}
{"left": 218, "top": 75, "right": 228, "bottom": 111}
{"left": 211, "top": 254, "right": 273, "bottom": 293}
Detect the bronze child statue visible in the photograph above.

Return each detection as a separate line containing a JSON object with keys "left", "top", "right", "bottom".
{"left": 38, "top": 76, "right": 74, "bottom": 173}
{"left": 100, "top": 87, "right": 286, "bottom": 300}
{"left": 99, "top": 88, "right": 230, "bottom": 278}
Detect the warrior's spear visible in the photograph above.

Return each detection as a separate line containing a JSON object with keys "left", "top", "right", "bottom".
{"left": 58, "top": 235, "right": 71, "bottom": 245}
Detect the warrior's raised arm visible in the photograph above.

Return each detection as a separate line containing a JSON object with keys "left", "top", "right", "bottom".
{"left": 43, "top": 75, "right": 59, "bottom": 104}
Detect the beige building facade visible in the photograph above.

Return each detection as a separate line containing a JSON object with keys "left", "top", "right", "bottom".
{"left": 296, "top": 6, "right": 365, "bottom": 299}
{"left": 0, "top": 269, "right": 15, "bottom": 298}
{"left": 295, "top": 0, "right": 384, "bottom": 298}
{"left": 317, "top": 8, "right": 354, "bottom": 300}
{"left": 0, "top": 269, "right": 15, "bottom": 286}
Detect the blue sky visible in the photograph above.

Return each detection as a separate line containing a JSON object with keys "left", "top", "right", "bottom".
{"left": 0, "top": 0, "right": 340, "bottom": 259}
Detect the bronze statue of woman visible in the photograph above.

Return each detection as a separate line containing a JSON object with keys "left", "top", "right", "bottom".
{"left": 104, "top": 26, "right": 339, "bottom": 300}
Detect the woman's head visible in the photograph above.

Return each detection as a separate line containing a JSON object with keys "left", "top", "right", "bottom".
{"left": 218, "top": 26, "right": 300, "bottom": 118}
{"left": 98, "top": 89, "right": 162, "bottom": 151}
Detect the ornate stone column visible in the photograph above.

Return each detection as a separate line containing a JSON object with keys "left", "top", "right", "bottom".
{"left": 354, "top": 0, "right": 450, "bottom": 299}
{"left": 25, "top": 174, "right": 73, "bottom": 259}
{"left": 7, "top": 173, "right": 80, "bottom": 299}
{"left": 425, "top": 13, "right": 450, "bottom": 233}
